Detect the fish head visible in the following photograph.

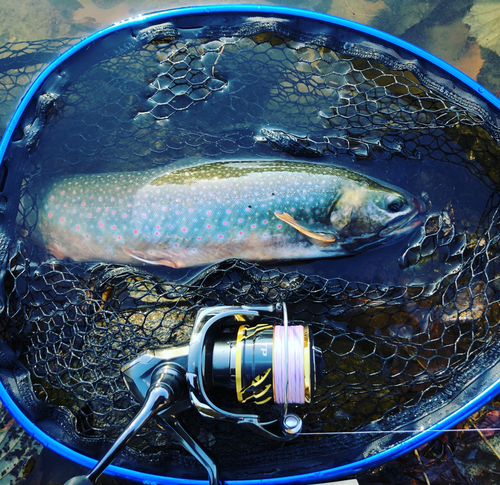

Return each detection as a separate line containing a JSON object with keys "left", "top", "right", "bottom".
{"left": 329, "top": 180, "right": 426, "bottom": 252}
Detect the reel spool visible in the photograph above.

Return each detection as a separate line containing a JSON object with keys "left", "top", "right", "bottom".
{"left": 66, "top": 303, "right": 323, "bottom": 485}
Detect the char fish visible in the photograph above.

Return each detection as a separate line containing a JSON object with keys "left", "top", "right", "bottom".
{"left": 29, "top": 160, "right": 426, "bottom": 268}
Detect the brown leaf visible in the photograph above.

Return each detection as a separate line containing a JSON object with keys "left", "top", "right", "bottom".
{"left": 465, "top": 409, "right": 500, "bottom": 441}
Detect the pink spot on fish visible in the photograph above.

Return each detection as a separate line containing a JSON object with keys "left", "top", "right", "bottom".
{"left": 218, "top": 234, "right": 223, "bottom": 238}
{"left": 87, "top": 213, "right": 92, "bottom": 218}
{"left": 223, "top": 221, "right": 228, "bottom": 225}
{"left": 238, "top": 218, "right": 243, "bottom": 223}
{"left": 206, "top": 224, "right": 212, "bottom": 229}
{"left": 133, "top": 229, "right": 138, "bottom": 234}
{"left": 99, "top": 221, "right": 104, "bottom": 228}
{"left": 48, "top": 212, "right": 53, "bottom": 218}
{"left": 263, "top": 220, "right": 268, "bottom": 224}
{"left": 122, "top": 214, "right": 127, "bottom": 218}
{"left": 207, "top": 210, "right": 212, "bottom": 215}
{"left": 50, "top": 196, "right": 55, "bottom": 201}
{"left": 142, "top": 214, "right": 146, "bottom": 218}
{"left": 111, "top": 225, "right": 116, "bottom": 230}
{"left": 277, "top": 224, "right": 282, "bottom": 229}
{"left": 59, "top": 217, "right": 65, "bottom": 223}
{"left": 76, "top": 225, "right": 80, "bottom": 230}
{"left": 81, "top": 202, "right": 86, "bottom": 206}
{"left": 226, "top": 209, "right": 231, "bottom": 214}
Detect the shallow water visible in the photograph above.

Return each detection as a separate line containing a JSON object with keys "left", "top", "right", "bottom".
{"left": 1, "top": 1, "right": 500, "bottom": 485}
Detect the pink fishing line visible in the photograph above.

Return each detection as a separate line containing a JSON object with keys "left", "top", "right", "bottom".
{"left": 273, "top": 325, "right": 305, "bottom": 404}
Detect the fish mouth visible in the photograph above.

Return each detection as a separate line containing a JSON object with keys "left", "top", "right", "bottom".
{"left": 379, "top": 197, "right": 427, "bottom": 238}
{"left": 412, "top": 196, "right": 427, "bottom": 215}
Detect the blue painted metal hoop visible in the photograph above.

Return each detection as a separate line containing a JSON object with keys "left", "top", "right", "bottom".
{"left": 1, "top": 5, "right": 500, "bottom": 484}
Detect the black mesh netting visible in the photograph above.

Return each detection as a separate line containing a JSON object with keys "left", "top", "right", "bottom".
{"left": 1, "top": 11, "right": 500, "bottom": 480}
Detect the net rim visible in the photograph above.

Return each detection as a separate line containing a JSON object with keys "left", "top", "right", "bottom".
{"left": 1, "top": 4, "right": 500, "bottom": 484}
{"left": 2, "top": 363, "right": 500, "bottom": 484}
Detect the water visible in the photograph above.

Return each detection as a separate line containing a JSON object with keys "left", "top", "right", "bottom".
{"left": 1, "top": 1, "right": 500, "bottom": 484}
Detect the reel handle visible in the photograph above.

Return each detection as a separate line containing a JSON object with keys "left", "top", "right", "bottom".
{"left": 63, "top": 363, "right": 184, "bottom": 485}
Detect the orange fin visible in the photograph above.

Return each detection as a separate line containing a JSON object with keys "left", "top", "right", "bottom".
{"left": 274, "top": 211, "right": 336, "bottom": 246}
{"left": 123, "top": 247, "right": 179, "bottom": 268}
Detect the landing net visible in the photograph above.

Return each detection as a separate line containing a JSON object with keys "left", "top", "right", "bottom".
{"left": 1, "top": 7, "right": 500, "bottom": 482}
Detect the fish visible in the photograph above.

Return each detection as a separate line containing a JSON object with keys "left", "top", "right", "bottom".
{"left": 28, "top": 160, "right": 426, "bottom": 268}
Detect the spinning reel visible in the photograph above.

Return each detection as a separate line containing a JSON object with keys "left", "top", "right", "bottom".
{"left": 65, "top": 303, "right": 323, "bottom": 485}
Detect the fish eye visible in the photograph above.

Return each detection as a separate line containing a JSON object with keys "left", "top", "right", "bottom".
{"left": 386, "top": 194, "right": 406, "bottom": 213}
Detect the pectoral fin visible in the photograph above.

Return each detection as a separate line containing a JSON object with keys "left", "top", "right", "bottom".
{"left": 274, "top": 211, "right": 336, "bottom": 246}
{"left": 123, "top": 247, "right": 179, "bottom": 268}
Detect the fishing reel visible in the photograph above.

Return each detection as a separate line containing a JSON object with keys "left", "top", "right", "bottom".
{"left": 65, "top": 303, "right": 323, "bottom": 485}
